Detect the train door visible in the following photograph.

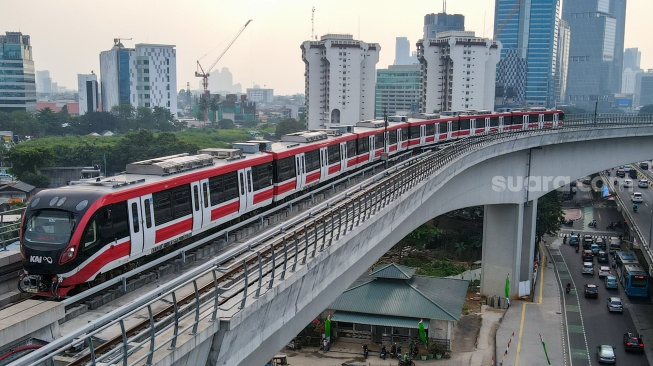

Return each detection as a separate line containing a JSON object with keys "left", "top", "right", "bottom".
{"left": 295, "top": 153, "right": 306, "bottom": 190}
{"left": 191, "top": 179, "right": 211, "bottom": 231}
{"left": 397, "top": 129, "right": 405, "bottom": 152}
{"left": 447, "top": 121, "right": 453, "bottom": 139}
{"left": 128, "top": 195, "right": 155, "bottom": 255}
{"left": 485, "top": 117, "right": 491, "bottom": 133}
{"left": 319, "top": 147, "right": 328, "bottom": 179}
{"left": 554, "top": 113, "right": 559, "bottom": 127}
{"left": 245, "top": 167, "right": 254, "bottom": 207}
{"left": 538, "top": 114, "right": 544, "bottom": 129}
{"left": 469, "top": 119, "right": 476, "bottom": 136}
{"left": 434, "top": 123, "right": 440, "bottom": 142}
{"left": 368, "top": 135, "right": 374, "bottom": 161}
{"left": 420, "top": 125, "right": 426, "bottom": 145}
{"left": 522, "top": 115, "right": 529, "bottom": 129}
{"left": 237, "top": 170, "right": 247, "bottom": 213}
{"left": 340, "top": 142, "right": 348, "bottom": 173}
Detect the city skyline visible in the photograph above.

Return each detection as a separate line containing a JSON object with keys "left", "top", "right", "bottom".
{"left": 2, "top": 0, "right": 651, "bottom": 96}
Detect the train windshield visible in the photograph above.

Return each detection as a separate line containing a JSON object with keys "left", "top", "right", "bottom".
{"left": 23, "top": 209, "right": 77, "bottom": 245}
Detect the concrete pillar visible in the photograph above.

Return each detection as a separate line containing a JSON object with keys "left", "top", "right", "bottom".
{"left": 520, "top": 200, "right": 537, "bottom": 294}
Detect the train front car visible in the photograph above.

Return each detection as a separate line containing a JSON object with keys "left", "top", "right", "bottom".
{"left": 19, "top": 189, "right": 104, "bottom": 298}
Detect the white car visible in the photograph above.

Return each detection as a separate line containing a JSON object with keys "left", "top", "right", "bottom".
{"left": 599, "top": 266, "right": 612, "bottom": 278}
{"left": 631, "top": 192, "right": 643, "bottom": 203}
{"left": 623, "top": 179, "right": 633, "bottom": 188}
{"left": 639, "top": 179, "right": 649, "bottom": 188}
{"left": 597, "top": 344, "right": 616, "bottom": 363}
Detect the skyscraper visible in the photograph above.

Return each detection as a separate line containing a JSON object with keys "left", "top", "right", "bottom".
{"left": 417, "top": 31, "right": 500, "bottom": 113}
{"left": 623, "top": 48, "right": 641, "bottom": 71}
{"left": 562, "top": 0, "right": 626, "bottom": 110}
{"left": 494, "top": 0, "right": 564, "bottom": 108}
{"left": 423, "top": 12, "right": 465, "bottom": 39}
{"left": 100, "top": 40, "right": 177, "bottom": 115}
{"left": 301, "top": 34, "right": 380, "bottom": 129}
{"left": 375, "top": 64, "right": 421, "bottom": 117}
{"left": 0, "top": 32, "right": 36, "bottom": 113}
{"left": 78, "top": 73, "right": 99, "bottom": 115}
{"left": 395, "top": 37, "right": 411, "bottom": 65}
{"left": 36, "top": 70, "right": 52, "bottom": 95}
{"left": 622, "top": 48, "right": 642, "bottom": 94}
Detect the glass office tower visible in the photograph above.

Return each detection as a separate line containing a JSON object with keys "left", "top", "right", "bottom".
{"left": 0, "top": 32, "right": 36, "bottom": 113}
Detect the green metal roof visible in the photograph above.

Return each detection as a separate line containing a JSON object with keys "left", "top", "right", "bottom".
{"left": 331, "top": 311, "right": 429, "bottom": 329}
{"left": 370, "top": 263, "right": 416, "bottom": 280}
{"left": 328, "top": 270, "right": 468, "bottom": 322}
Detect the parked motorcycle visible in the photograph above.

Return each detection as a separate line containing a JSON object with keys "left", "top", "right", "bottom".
{"left": 362, "top": 345, "right": 369, "bottom": 359}
{"left": 390, "top": 344, "right": 397, "bottom": 358}
{"left": 379, "top": 345, "right": 387, "bottom": 360}
{"left": 285, "top": 339, "right": 302, "bottom": 351}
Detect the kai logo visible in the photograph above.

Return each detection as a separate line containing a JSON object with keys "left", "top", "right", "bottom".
{"left": 30, "top": 255, "right": 53, "bottom": 264}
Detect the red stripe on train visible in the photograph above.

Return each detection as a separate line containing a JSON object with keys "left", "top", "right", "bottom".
{"left": 156, "top": 218, "right": 193, "bottom": 243}
{"left": 61, "top": 241, "right": 131, "bottom": 287}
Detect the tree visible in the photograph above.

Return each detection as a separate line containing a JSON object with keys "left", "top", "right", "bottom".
{"left": 152, "top": 107, "right": 176, "bottom": 131}
{"left": 275, "top": 118, "right": 305, "bottom": 138}
{"left": 639, "top": 105, "right": 653, "bottom": 114}
{"left": 76, "top": 111, "right": 116, "bottom": 134}
{"left": 111, "top": 104, "right": 136, "bottom": 132}
{"left": 535, "top": 190, "right": 565, "bottom": 243}
{"left": 218, "top": 119, "right": 236, "bottom": 129}
{"left": 136, "top": 106, "right": 155, "bottom": 130}
{"left": 396, "top": 224, "right": 441, "bottom": 263}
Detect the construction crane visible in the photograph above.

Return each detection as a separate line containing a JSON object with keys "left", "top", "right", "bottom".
{"left": 195, "top": 19, "right": 252, "bottom": 121}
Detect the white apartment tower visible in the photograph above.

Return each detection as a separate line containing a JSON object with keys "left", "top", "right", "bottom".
{"left": 301, "top": 34, "right": 380, "bottom": 130}
{"left": 100, "top": 41, "right": 177, "bottom": 115}
{"left": 417, "top": 31, "right": 500, "bottom": 113}
{"left": 78, "top": 73, "right": 99, "bottom": 115}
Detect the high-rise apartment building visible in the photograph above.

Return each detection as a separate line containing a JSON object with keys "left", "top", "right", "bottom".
{"left": 36, "top": 70, "right": 52, "bottom": 95}
{"left": 100, "top": 40, "right": 177, "bottom": 115}
{"left": 375, "top": 65, "right": 421, "bottom": 117}
{"left": 0, "top": 32, "right": 36, "bottom": 113}
{"left": 301, "top": 34, "right": 380, "bottom": 129}
{"left": 634, "top": 71, "right": 653, "bottom": 109}
{"left": 78, "top": 73, "right": 99, "bottom": 115}
{"left": 494, "top": 0, "right": 564, "bottom": 108}
{"left": 394, "top": 37, "right": 418, "bottom": 65}
{"left": 417, "top": 31, "right": 500, "bottom": 113}
{"left": 423, "top": 12, "right": 465, "bottom": 40}
{"left": 246, "top": 87, "right": 274, "bottom": 103}
{"left": 562, "top": 0, "right": 626, "bottom": 110}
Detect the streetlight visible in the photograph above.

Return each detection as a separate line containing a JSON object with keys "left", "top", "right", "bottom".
{"left": 382, "top": 108, "right": 389, "bottom": 169}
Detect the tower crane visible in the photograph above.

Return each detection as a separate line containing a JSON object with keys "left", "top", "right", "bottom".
{"left": 195, "top": 19, "right": 252, "bottom": 121}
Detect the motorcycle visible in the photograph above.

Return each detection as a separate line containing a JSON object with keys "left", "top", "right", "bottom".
{"left": 396, "top": 345, "right": 402, "bottom": 360}
{"left": 565, "top": 283, "right": 571, "bottom": 294}
{"left": 362, "top": 345, "right": 369, "bottom": 359}
{"left": 588, "top": 219, "right": 596, "bottom": 228}
{"left": 607, "top": 222, "right": 616, "bottom": 230}
{"left": 575, "top": 246, "right": 579, "bottom": 253}
{"left": 285, "top": 339, "right": 302, "bottom": 351}
{"left": 390, "top": 344, "right": 396, "bottom": 358}
{"left": 399, "top": 358, "right": 416, "bottom": 366}
{"left": 379, "top": 345, "right": 387, "bottom": 360}
{"left": 634, "top": 204, "right": 638, "bottom": 213}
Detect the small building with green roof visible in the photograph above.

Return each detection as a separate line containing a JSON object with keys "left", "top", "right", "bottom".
{"left": 327, "top": 263, "right": 468, "bottom": 349}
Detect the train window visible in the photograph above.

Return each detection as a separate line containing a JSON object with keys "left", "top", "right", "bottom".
{"left": 274, "top": 157, "right": 296, "bottom": 182}
{"left": 153, "top": 191, "right": 172, "bottom": 225}
{"left": 202, "top": 183, "right": 209, "bottom": 208}
{"left": 172, "top": 185, "right": 191, "bottom": 219}
{"left": 239, "top": 173, "right": 245, "bottom": 195}
{"left": 374, "top": 133, "right": 384, "bottom": 149}
{"left": 459, "top": 118, "right": 470, "bottom": 130}
{"left": 409, "top": 126, "right": 420, "bottom": 139}
{"left": 305, "top": 150, "right": 320, "bottom": 172}
{"left": 401, "top": 128, "right": 408, "bottom": 141}
{"left": 251, "top": 163, "right": 273, "bottom": 191}
{"left": 143, "top": 199, "right": 153, "bottom": 228}
{"left": 23, "top": 209, "right": 76, "bottom": 245}
{"left": 389, "top": 130, "right": 397, "bottom": 145}
{"left": 490, "top": 117, "right": 500, "bottom": 127}
{"left": 193, "top": 185, "right": 200, "bottom": 211}
{"left": 327, "top": 144, "right": 340, "bottom": 165}
{"left": 357, "top": 137, "right": 369, "bottom": 155}
{"left": 346, "top": 140, "right": 356, "bottom": 157}
{"left": 451, "top": 120, "right": 459, "bottom": 131}
{"left": 425, "top": 124, "right": 435, "bottom": 136}
{"left": 131, "top": 203, "right": 140, "bottom": 233}
{"left": 81, "top": 221, "right": 97, "bottom": 248}
{"left": 543, "top": 113, "right": 553, "bottom": 121}
{"left": 110, "top": 202, "right": 129, "bottom": 238}
{"left": 223, "top": 173, "right": 239, "bottom": 201}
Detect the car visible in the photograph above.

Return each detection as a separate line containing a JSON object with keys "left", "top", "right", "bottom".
{"left": 617, "top": 169, "right": 626, "bottom": 178}
{"left": 584, "top": 284, "right": 599, "bottom": 298}
{"left": 631, "top": 192, "right": 643, "bottom": 203}
{"left": 623, "top": 332, "right": 645, "bottom": 351}
{"left": 569, "top": 235, "right": 580, "bottom": 247}
{"left": 607, "top": 297, "right": 623, "bottom": 313}
{"left": 641, "top": 162, "right": 649, "bottom": 170}
{"left": 623, "top": 179, "right": 634, "bottom": 188}
{"left": 624, "top": 166, "right": 632, "bottom": 172}
{"left": 629, "top": 169, "right": 638, "bottom": 179}
{"left": 597, "top": 344, "right": 616, "bottom": 363}
{"left": 582, "top": 250, "right": 594, "bottom": 262}
{"left": 605, "top": 275, "right": 618, "bottom": 289}
{"left": 591, "top": 243, "right": 600, "bottom": 255}
{"left": 582, "top": 262, "right": 594, "bottom": 275}
{"left": 610, "top": 237, "right": 621, "bottom": 249}
{"left": 596, "top": 237, "right": 607, "bottom": 250}
{"left": 639, "top": 179, "right": 649, "bottom": 188}
{"left": 597, "top": 251, "right": 609, "bottom": 263}
{"left": 599, "top": 266, "right": 612, "bottom": 278}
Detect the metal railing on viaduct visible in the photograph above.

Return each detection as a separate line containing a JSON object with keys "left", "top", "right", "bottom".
{"left": 8, "top": 114, "right": 653, "bottom": 366}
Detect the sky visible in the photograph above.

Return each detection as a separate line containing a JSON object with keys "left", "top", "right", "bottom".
{"left": 2, "top": 0, "right": 652, "bottom": 96}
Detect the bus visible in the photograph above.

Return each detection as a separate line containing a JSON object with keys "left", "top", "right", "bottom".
{"left": 618, "top": 264, "right": 649, "bottom": 297}
{"left": 614, "top": 251, "right": 639, "bottom": 267}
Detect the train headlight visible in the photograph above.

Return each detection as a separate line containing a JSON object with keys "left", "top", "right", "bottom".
{"left": 59, "top": 246, "right": 76, "bottom": 264}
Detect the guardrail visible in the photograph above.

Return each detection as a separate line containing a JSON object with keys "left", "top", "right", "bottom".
{"left": 9, "top": 116, "right": 653, "bottom": 366}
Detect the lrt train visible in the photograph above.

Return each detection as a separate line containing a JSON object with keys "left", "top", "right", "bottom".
{"left": 19, "top": 108, "right": 564, "bottom": 298}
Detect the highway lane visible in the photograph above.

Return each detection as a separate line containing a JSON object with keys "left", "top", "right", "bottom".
{"left": 558, "top": 238, "right": 649, "bottom": 365}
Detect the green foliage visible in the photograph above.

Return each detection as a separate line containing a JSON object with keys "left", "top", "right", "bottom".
{"left": 401, "top": 224, "right": 441, "bottom": 249}
{"left": 559, "top": 105, "right": 588, "bottom": 115}
{"left": 401, "top": 257, "right": 467, "bottom": 277}
{"left": 639, "top": 105, "right": 653, "bottom": 114}
{"left": 275, "top": 118, "right": 305, "bottom": 138}
{"left": 218, "top": 119, "right": 236, "bottom": 129}
{"left": 536, "top": 190, "right": 564, "bottom": 242}
{"left": 20, "top": 172, "right": 50, "bottom": 188}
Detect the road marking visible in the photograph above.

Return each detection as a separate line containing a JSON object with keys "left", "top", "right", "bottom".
{"left": 515, "top": 250, "right": 546, "bottom": 366}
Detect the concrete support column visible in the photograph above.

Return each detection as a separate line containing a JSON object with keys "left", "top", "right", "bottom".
{"left": 481, "top": 200, "right": 538, "bottom": 298}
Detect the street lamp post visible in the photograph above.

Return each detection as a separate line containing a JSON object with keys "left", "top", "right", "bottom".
{"left": 382, "top": 108, "right": 389, "bottom": 169}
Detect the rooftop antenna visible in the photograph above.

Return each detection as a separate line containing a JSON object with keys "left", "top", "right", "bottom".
{"left": 443, "top": 0, "right": 446, "bottom": 13}
{"left": 311, "top": 6, "right": 316, "bottom": 40}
